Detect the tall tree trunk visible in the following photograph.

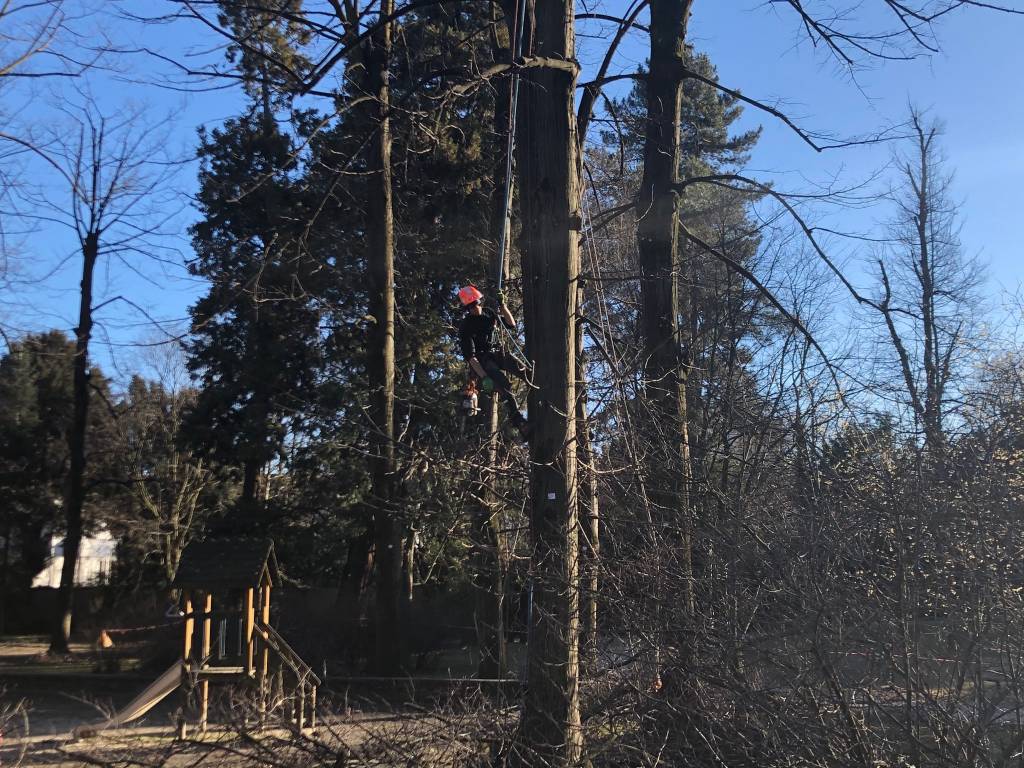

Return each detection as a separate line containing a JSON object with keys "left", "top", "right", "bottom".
{"left": 473, "top": 393, "right": 506, "bottom": 679}
{"left": 513, "top": 0, "right": 583, "bottom": 761}
{"left": 365, "top": 0, "right": 402, "bottom": 674}
{"left": 241, "top": 459, "right": 260, "bottom": 505}
{"left": 636, "top": 0, "right": 696, "bottom": 638}
{"left": 471, "top": 487, "right": 507, "bottom": 678}
{"left": 471, "top": 7, "right": 517, "bottom": 678}
{"left": 914, "top": 128, "right": 944, "bottom": 460}
{"left": 402, "top": 525, "right": 416, "bottom": 602}
{"left": 0, "top": 522, "right": 10, "bottom": 635}
{"left": 49, "top": 230, "right": 98, "bottom": 654}
{"left": 334, "top": 527, "right": 374, "bottom": 662}
{"left": 340, "top": 527, "right": 375, "bottom": 607}
{"left": 576, "top": 305, "right": 600, "bottom": 673}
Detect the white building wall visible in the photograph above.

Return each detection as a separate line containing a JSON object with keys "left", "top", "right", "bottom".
{"left": 32, "top": 528, "right": 117, "bottom": 588}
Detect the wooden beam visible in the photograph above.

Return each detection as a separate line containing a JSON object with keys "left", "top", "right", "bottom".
{"left": 258, "top": 585, "right": 271, "bottom": 727}
{"left": 199, "top": 592, "right": 212, "bottom": 731}
{"left": 182, "top": 591, "right": 194, "bottom": 659}
{"left": 244, "top": 587, "right": 255, "bottom": 676}
{"left": 260, "top": 586, "right": 271, "bottom": 675}
{"left": 309, "top": 685, "right": 317, "bottom": 730}
{"left": 178, "top": 590, "right": 193, "bottom": 740}
{"left": 200, "top": 592, "right": 213, "bottom": 660}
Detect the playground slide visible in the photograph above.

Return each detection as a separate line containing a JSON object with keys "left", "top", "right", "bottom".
{"left": 74, "top": 662, "right": 181, "bottom": 737}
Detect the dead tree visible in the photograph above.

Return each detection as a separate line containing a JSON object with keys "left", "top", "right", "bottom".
{"left": 873, "top": 108, "right": 978, "bottom": 462}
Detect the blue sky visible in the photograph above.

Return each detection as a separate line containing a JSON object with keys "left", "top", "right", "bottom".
{"left": 4, "top": 0, "right": 1022, "bottom": 382}
{"left": 694, "top": 2, "right": 1024, "bottom": 292}
{"left": 582, "top": 2, "right": 1024, "bottom": 290}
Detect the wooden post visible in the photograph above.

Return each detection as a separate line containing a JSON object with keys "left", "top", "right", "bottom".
{"left": 296, "top": 680, "right": 305, "bottom": 732}
{"left": 177, "top": 590, "right": 194, "bottom": 739}
{"left": 199, "top": 592, "right": 212, "bottom": 732}
{"left": 276, "top": 665, "right": 286, "bottom": 725}
{"left": 244, "top": 587, "right": 255, "bottom": 676}
{"left": 309, "top": 684, "right": 317, "bottom": 730}
{"left": 182, "top": 591, "right": 194, "bottom": 659}
{"left": 258, "top": 584, "right": 271, "bottom": 725}
{"left": 261, "top": 585, "right": 270, "bottom": 667}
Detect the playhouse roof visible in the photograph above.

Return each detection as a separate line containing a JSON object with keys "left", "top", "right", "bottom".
{"left": 173, "top": 538, "right": 279, "bottom": 588}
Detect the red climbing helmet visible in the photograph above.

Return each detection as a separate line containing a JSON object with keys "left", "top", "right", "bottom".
{"left": 458, "top": 284, "right": 484, "bottom": 306}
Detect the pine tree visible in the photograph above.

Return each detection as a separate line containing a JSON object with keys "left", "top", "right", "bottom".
{"left": 0, "top": 333, "right": 75, "bottom": 629}
{"left": 183, "top": 2, "right": 321, "bottom": 520}
{"left": 184, "top": 110, "right": 322, "bottom": 516}
{"left": 0, "top": 332, "right": 115, "bottom": 635}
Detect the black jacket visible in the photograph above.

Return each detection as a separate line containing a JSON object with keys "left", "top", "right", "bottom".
{"left": 459, "top": 308, "right": 513, "bottom": 360}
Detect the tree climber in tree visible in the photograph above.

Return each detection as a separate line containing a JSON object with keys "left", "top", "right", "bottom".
{"left": 458, "top": 284, "right": 530, "bottom": 439}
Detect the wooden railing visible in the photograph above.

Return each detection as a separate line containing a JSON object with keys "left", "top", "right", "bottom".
{"left": 254, "top": 620, "right": 321, "bottom": 685}
{"left": 253, "top": 620, "right": 319, "bottom": 730}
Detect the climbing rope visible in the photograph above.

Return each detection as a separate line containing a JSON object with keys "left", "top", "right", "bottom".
{"left": 494, "top": 8, "right": 530, "bottom": 670}
{"left": 495, "top": 0, "right": 528, "bottom": 293}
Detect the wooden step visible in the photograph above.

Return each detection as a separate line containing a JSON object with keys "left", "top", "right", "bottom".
{"left": 195, "top": 666, "right": 247, "bottom": 681}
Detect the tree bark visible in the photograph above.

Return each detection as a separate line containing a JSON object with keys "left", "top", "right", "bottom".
{"left": 49, "top": 230, "right": 98, "bottom": 654}
{"left": 402, "top": 525, "right": 416, "bottom": 602}
{"left": 470, "top": 4, "right": 520, "bottom": 678}
{"left": 241, "top": 459, "right": 261, "bottom": 505}
{"left": 913, "top": 124, "right": 944, "bottom": 459}
{"left": 879, "top": 115, "right": 951, "bottom": 466}
{"left": 636, "top": 0, "right": 696, "bottom": 628}
{"left": 334, "top": 525, "right": 374, "bottom": 662}
{"left": 471, "top": 494, "right": 507, "bottom": 678}
{"left": 575, "top": 298, "right": 599, "bottom": 673}
{"left": 513, "top": 0, "right": 583, "bottom": 760}
{"left": 364, "top": 0, "right": 403, "bottom": 674}
{"left": 0, "top": 522, "right": 10, "bottom": 635}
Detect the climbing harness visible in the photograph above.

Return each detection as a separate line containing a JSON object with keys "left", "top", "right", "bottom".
{"left": 460, "top": 378, "right": 481, "bottom": 417}
{"left": 455, "top": 0, "right": 530, "bottom": 431}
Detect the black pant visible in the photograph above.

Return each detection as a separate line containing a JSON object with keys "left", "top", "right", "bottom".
{"left": 478, "top": 351, "right": 527, "bottom": 426}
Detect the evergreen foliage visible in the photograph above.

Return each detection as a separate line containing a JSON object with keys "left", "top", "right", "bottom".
{"left": 0, "top": 333, "right": 115, "bottom": 608}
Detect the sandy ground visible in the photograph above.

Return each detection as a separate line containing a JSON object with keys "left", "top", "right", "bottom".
{"left": 0, "top": 640, "right": 97, "bottom": 675}
{"left": 0, "top": 642, "right": 93, "bottom": 663}
{"left": 5, "top": 713, "right": 470, "bottom": 768}
{"left": 4, "top": 676, "right": 178, "bottom": 735}
{"left": 0, "top": 635, "right": 179, "bottom": 756}
{"left": 0, "top": 637, "right": 505, "bottom": 766}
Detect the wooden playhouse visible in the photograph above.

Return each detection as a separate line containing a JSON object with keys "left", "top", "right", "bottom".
{"left": 173, "top": 538, "right": 320, "bottom": 735}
